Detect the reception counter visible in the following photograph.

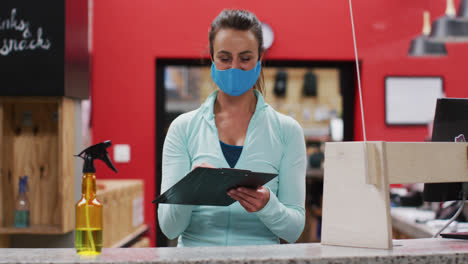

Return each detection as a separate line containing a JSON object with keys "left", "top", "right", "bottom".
{"left": 1, "top": 238, "right": 468, "bottom": 264}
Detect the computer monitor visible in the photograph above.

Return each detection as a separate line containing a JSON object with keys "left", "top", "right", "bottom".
{"left": 423, "top": 98, "right": 468, "bottom": 202}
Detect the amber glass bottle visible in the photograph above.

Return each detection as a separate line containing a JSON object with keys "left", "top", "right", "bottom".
{"left": 74, "top": 141, "right": 118, "bottom": 255}
{"left": 75, "top": 173, "right": 103, "bottom": 255}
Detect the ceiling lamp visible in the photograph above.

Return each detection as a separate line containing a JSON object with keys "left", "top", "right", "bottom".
{"left": 430, "top": 0, "right": 468, "bottom": 42}
{"left": 409, "top": 11, "right": 448, "bottom": 56}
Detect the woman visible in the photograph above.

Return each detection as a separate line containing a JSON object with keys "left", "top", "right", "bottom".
{"left": 158, "top": 9, "right": 306, "bottom": 247}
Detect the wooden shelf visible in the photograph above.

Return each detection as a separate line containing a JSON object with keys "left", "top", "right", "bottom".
{"left": 110, "top": 225, "right": 149, "bottom": 248}
{"left": 0, "top": 97, "right": 75, "bottom": 235}
{"left": 0, "top": 224, "right": 65, "bottom": 235}
{"left": 305, "top": 136, "right": 330, "bottom": 142}
{"left": 306, "top": 168, "right": 323, "bottom": 180}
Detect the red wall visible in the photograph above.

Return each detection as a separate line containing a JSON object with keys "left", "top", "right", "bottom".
{"left": 92, "top": 0, "right": 468, "bottom": 246}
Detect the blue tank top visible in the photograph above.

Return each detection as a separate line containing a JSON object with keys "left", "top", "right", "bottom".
{"left": 219, "top": 140, "right": 243, "bottom": 168}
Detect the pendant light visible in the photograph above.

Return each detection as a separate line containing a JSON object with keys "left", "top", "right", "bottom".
{"left": 430, "top": 0, "right": 468, "bottom": 42}
{"left": 409, "top": 11, "right": 448, "bottom": 56}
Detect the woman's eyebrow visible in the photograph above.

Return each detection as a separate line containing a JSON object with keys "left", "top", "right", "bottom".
{"left": 217, "top": 50, "right": 232, "bottom": 55}
{"left": 217, "top": 50, "right": 253, "bottom": 56}
{"left": 239, "top": 51, "right": 253, "bottom": 55}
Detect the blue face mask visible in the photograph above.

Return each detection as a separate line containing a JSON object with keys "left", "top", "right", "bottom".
{"left": 211, "top": 61, "right": 261, "bottom": 96}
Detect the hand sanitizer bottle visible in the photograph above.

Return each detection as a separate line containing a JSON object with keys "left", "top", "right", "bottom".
{"left": 14, "top": 176, "right": 30, "bottom": 228}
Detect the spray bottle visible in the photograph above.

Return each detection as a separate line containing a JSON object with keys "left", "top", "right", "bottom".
{"left": 14, "top": 176, "right": 29, "bottom": 228}
{"left": 75, "top": 140, "right": 117, "bottom": 255}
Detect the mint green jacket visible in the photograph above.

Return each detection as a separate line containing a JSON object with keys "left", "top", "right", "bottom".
{"left": 158, "top": 90, "right": 306, "bottom": 247}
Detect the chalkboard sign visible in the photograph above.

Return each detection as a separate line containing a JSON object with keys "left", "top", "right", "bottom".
{"left": 0, "top": 0, "right": 88, "bottom": 99}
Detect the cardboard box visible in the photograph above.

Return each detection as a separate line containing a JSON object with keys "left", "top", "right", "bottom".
{"left": 97, "top": 179, "right": 144, "bottom": 247}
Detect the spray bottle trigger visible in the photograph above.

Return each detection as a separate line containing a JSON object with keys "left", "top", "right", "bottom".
{"left": 103, "top": 152, "right": 118, "bottom": 173}
{"left": 75, "top": 140, "right": 118, "bottom": 174}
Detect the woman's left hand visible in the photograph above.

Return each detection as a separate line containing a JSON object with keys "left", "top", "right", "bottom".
{"left": 227, "top": 186, "right": 270, "bottom": 212}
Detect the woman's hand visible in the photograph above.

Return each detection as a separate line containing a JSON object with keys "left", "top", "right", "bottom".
{"left": 227, "top": 186, "right": 270, "bottom": 212}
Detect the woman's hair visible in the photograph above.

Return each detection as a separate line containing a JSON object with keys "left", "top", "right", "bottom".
{"left": 209, "top": 9, "right": 265, "bottom": 95}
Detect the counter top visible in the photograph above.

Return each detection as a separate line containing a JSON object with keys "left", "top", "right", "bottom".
{"left": 391, "top": 207, "right": 436, "bottom": 238}
{"left": 2, "top": 238, "right": 468, "bottom": 264}
{"left": 391, "top": 207, "right": 468, "bottom": 238}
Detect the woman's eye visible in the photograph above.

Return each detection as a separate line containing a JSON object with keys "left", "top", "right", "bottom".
{"left": 219, "top": 58, "right": 230, "bottom": 62}
{"left": 241, "top": 57, "right": 251, "bottom": 62}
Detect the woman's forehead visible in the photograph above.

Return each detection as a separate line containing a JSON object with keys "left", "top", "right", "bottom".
{"left": 213, "top": 28, "right": 258, "bottom": 54}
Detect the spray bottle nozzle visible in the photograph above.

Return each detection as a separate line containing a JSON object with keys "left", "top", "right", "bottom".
{"left": 76, "top": 140, "right": 118, "bottom": 173}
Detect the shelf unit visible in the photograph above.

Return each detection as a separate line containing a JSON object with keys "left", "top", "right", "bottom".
{"left": 0, "top": 97, "right": 75, "bottom": 235}
{"left": 0, "top": 225, "right": 64, "bottom": 235}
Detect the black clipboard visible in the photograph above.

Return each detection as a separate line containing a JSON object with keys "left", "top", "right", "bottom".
{"left": 152, "top": 167, "right": 278, "bottom": 206}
